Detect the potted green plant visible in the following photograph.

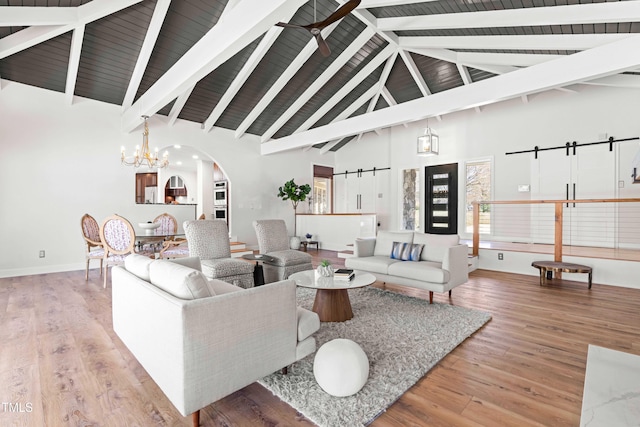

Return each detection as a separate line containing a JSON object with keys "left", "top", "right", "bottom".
{"left": 277, "top": 179, "right": 311, "bottom": 248}
{"left": 316, "top": 259, "right": 334, "bottom": 277}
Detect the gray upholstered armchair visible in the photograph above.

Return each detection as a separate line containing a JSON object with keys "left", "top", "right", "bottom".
{"left": 183, "top": 219, "right": 254, "bottom": 288}
{"left": 253, "top": 219, "right": 313, "bottom": 283}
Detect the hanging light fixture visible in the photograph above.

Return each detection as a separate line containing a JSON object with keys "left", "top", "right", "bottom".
{"left": 417, "top": 120, "right": 439, "bottom": 156}
{"left": 121, "top": 116, "right": 169, "bottom": 168}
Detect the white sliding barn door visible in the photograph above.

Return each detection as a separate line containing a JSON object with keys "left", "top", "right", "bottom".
{"left": 531, "top": 143, "right": 616, "bottom": 247}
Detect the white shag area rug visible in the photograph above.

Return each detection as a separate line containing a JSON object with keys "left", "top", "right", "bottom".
{"left": 259, "top": 287, "right": 492, "bottom": 427}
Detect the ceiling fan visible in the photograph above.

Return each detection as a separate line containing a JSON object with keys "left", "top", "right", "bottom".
{"left": 276, "top": 0, "right": 361, "bottom": 57}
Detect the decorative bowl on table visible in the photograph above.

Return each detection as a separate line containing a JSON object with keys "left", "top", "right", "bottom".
{"left": 138, "top": 222, "right": 161, "bottom": 234}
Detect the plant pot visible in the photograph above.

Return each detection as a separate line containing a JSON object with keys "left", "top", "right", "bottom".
{"left": 316, "top": 265, "right": 334, "bottom": 277}
{"left": 290, "top": 236, "right": 301, "bottom": 250}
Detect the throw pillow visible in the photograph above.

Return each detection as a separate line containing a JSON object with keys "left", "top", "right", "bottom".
{"left": 390, "top": 241, "right": 407, "bottom": 260}
{"left": 408, "top": 243, "right": 424, "bottom": 261}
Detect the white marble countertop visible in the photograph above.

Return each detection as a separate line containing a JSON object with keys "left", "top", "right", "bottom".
{"left": 580, "top": 344, "right": 640, "bottom": 426}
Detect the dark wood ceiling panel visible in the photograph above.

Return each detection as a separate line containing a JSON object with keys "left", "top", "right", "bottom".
{"left": 134, "top": 0, "right": 228, "bottom": 102}
{"left": 157, "top": 98, "right": 175, "bottom": 117}
{"left": 330, "top": 135, "right": 356, "bottom": 151}
{"left": 467, "top": 67, "right": 496, "bottom": 83}
{"left": 410, "top": 52, "right": 463, "bottom": 94}
{"left": 274, "top": 35, "right": 388, "bottom": 138}
{"left": 310, "top": 62, "right": 385, "bottom": 130}
{"left": 385, "top": 54, "right": 422, "bottom": 104}
{"left": 369, "top": 0, "right": 612, "bottom": 19}
{"left": 179, "top": 38, "right": 261, "bottom": 124}
{"left": 75, "top": 1, "right": 156, "bottom": 105}
{"left": 374, "top": 96, "right": 389, "bottom": 111}
{"left": 397, "top": 22, "right": 640, "bottom": 38}
{"left": 247, "top": 14, "right": 367, "bottom": 136}
{"left": 214, "top": 0, "right": 336, "bottom": 130}
{"left": 0, "top": 31, "right": 71, "bottom": 93}
{"left": 0, "top": 0, "right": 90, "bottom": 6}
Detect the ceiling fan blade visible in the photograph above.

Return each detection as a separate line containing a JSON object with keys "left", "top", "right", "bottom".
{"left": 276, "top": 22, "right": 307, "bottom": 29}
{"left": 315, "top": 33, "right": 331, "bottom": 57}
{"left": 311, "top": 0, "right": 361, "bottom": 29}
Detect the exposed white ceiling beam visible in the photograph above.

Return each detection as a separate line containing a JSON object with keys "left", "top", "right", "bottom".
{"left": 234, "top": 8, "right": 344, "bottom": 139}
{"left": 398, "top": 50, "right": 431, "bottom": 97}
{"left": 64, "top": 25, "right": 84, "bottom": 105}
{"left": 380, "top": 86, "right": 395, "bottom": 106}
{"left": 0, "top": 0, "right": 143, "bottom": 60}
{"left": 122, "top": 0, "right": 307, "bottom": 133}
{"left": 319, "top": 139, "right": 342, "bottom": 155}
{"left": 331, "top": 82, "right": 381, "bottom": 125}
{"left": 260, "top": 27, "right": 376, "bottom": 142}
{"left": 365, "top": 50, "right": 398, "bottom": 135}
{"left": 121, "top": 0, "right": 171, "bottom": 111}
{"left": 0, "top": 7, "right": 77, "bottom": 25}
{"left": 203, "top": 24, "right": 291, "bottom": 133}
{"left": 261, "top": 34, "right": 640, "bottom": 154}
{"left": 167, "top": 85, "right": 194, "bottom": 126}
{"left": 294, "top": 44, "right": 395, "bottom": 134}
{"left": 377, "top": 2, "right": 640, "bottom": 32}
{"left": 456, "top": 52, "right": 561, "bottom": 68}
{"left": 399, "top": 34, "right": 634, "bottom": 51}
{"left": 457, "top": 63, "right": 483, "bottom": 113}
{"left": 580, "top": 74, "right": 640, "bottom": 88}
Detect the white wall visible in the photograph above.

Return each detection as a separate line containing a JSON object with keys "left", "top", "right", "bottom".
{"left": 0, "top": 82, "right": 334, "bottom": 277}
{"left": 335, "top": 85, "right": 640, "bottom": 288}
{"left": 336, "top": 85, "right": 640, "bottom": 232}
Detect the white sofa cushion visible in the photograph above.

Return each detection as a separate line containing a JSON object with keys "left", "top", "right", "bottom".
{"left": 345, "top": 255, "right": 399, "bottom": 274}
{"left": 413, "top": 233, "right": 459, "bottom": 262}
{"left": 124, "top": 254, "right": 154, "bottom": 281}
{"left": 149, "top": 260, "right": 213, "bottom": 300}
{"left": 387, "top": 260, "right": 450, "bottom": 284}
{"left": 373, "top": 231, "right": 414, "bottom": 257}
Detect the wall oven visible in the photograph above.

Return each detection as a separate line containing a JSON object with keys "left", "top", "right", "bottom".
{"left": 214, "top": 181, "right": 227, "bottom": 206}
{"left": 213, "top": 206, "right": 227, "bottom": 222}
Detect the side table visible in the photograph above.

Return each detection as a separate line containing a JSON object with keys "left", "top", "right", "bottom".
{"left": 300, "top": 240, "right": 319, "bottom": 252}
{"left": 241, "top": 254, "right": 277, "bottom": 286}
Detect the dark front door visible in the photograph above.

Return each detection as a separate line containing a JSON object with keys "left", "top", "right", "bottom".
{"left": 425, "top": 163, "right": 458, "bottom": 234}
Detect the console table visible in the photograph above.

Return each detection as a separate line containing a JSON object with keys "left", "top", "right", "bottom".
{"left": 531, "top": 261, "right": 592, "bottom": 289}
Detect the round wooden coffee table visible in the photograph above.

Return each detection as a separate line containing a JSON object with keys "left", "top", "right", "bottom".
{"left": 531, "top": 261, "right": 592, "bottom": 289}
{"left": 289, "top": 270, "right": 375, "bottom": 322}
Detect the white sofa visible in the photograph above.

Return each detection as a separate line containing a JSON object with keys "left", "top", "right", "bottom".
{"left": 345, "top": 231, "right": 469, "bottom": 304}
{"left": 112, "top": 254, "right": 320, "bottom": 426}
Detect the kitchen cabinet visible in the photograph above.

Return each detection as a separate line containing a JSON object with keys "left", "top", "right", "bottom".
{"left": 135, "top": 172, "right": 158, "bottom": 204}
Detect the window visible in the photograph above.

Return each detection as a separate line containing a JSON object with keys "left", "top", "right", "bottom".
{"left": 465, "top": 160, "right": 492, "bottom": 234}
{"left": 313, "top": 165, "right": 333, "bottom": 214}
{"left": 401, "top": 168, "right": 420, "bottom": 230}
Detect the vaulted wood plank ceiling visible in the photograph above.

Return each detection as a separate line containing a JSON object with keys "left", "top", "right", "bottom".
{"left": 2, "top": 0, "right": 640, "bottom": 155}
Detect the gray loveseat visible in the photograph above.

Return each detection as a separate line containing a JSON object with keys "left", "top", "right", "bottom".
{"left": 112, "top": 254, "right": 320, "bottom": 426}
{"left": 345, "top": 231, "right": 469, "bottom": 303}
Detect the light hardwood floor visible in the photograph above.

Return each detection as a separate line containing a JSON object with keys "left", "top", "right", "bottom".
{"left": 1, "top": 250, "right": 639, "bottom": 426}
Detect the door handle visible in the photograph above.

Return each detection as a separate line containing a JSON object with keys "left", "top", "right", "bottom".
{"left": 566, "top": 183, "right": 569, "bottom": 208}
{"left": 572, "top": 183, "right": 576, "bottom": 208}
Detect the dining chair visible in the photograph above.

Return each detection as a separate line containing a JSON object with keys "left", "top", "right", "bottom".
{"left": 80, "top": 213, "right": 104, "bottom": 281}
{"left": 183, "top": 219, "right": 254, "bottom": 288}
{"left": 100, "top": 214, "right": 153, "bottom": 288}
{"left": 153, "top": 212, "right": 189, "bottom": 259}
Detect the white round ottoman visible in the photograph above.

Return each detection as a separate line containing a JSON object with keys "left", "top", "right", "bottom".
{"left": 313, "top": 338, "right": 369, "bottom": 397}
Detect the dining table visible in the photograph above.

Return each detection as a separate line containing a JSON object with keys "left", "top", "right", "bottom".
{"left": 134, "top": 228, "right": 186, "bottom": 254}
